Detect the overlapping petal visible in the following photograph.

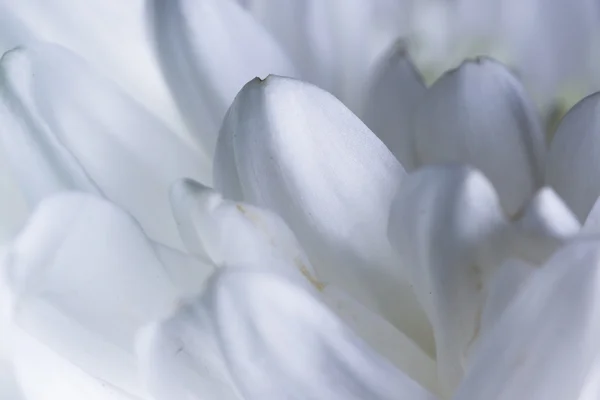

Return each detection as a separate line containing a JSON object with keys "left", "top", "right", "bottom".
{"left": 362, "top": 41, "right": 426, "bottom": 169}
{"left": 455, "top": 239, "right": 600, "bottom": 400}
{"left": 148, "top": 0, "right": 297, "bottom": 154}
{"left": 0, "top": 43, "right": 210, "bottom": 249}
{"left": 0, "top": 0, "right": 187, "bottom": 141}
{"left": 138, "top": 269, "right": 439, "bottom": 400}
{"left": 413, "top": 58, "right": 545, "bottom": 216}
{"left": 214, "top": 75, "right": 432, "bottom": 352}
{"left": 547, "top": 92, "right": 600, "bottom": 223}
{"left": 167, "top": 181, "right": 438, "bottom": 391}
{"left": 2, "top": 193, "right": 212, "bottom": 399}
{"left": 388, "top": 165, "right": 509, "bottom": 395}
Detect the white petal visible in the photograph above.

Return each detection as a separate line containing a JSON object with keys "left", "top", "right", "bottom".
{"left": 455, "top": 238, "right": 600, "bottom": 400}
{"left": 214, "top": 76, "right": 432, "bottom": 352}
{"left": 547, "top": 92, "right": 600, "bottom": 223}
{"left": 239, "top": 0, "right": 335, "bottom": 91}
{"left": 478, "top": 258, "right": 534, "bottom": 340}
{"left": 0, "top": 43, "right": 210, "bottom": 249}
{"left": 0, "top": 152, "right": 28, "bottom": 245}
{"left": 0, "top": 0, "right": 189, "bottom": 144}
{"left": 139, "top": 269, "right": 439, "bottom": 400}
{"left": 388, "top": 165, "right": 509, "bottom": 395}
{"left": 148, "top": 0, "right": 297, "bottom": 154}
{"left": 414, "top": 58, "right": 546, "bottom": 216}
{"left": 582, "top": 195, "right": 600, "bottom": 234}
{"left": 3, "top": 193, "right": 209, "bottom": 398}
{"left": 362, "top": 41, "right": 426, "bottom": 169}
{"left": 169, "top": 179, "right": 319, "bottom": 282}
{"left": 510, "top": 187, "right": 581, "bottom": 264}
{"left": 169, "top": 180, "right": 437, "bottom": 390}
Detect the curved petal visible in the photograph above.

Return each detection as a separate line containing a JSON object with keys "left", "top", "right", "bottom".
{"left": 582, "top": 195, "right": 600, "bottom": 234}
{"left": 387, "top": 165, "right": 509, "bottom": 395}
{"left": 509, "top": 187, "right": 580, "bottom": 264}
{"left": 3, "top": 193, "right": 212, "bottom": 398}
{"left": 168, "top": 180, "right": 438, "bottom": 390}
{"left": 454, "top": 238, "right": 600, "bottom": 400}
{"left": 147, "top": 0, "right": 297, "bottom": 155}
{"left": 169, "top": 179, "right": 319, "bottom": 282}
{"left": 547, "top": 92, "right": 600, "bottom": 223}
{"left": 0, "top": 43, "right": 210, "bottom": 249}
{"left": 478, "top": 258, "right": 534, "bottom": 341}
{"left": 138, "top": 269, "right": 439, "bottom": 400}
{"left": 214, "top": 75, "right": 432, "bottom": 353}
{"left": 362, "top": 41, "right": 426, "bottom": 169}
{"left": 0, "top": 0, "right": 188, "bottom": 143}
{"left": 241, "top": 0, "right": 409, "bottom": 111}
{"left": 413, "top": 58, "right": 546, "bottom": 216}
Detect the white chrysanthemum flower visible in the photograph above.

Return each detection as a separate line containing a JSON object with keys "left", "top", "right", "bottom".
{"left": 2, "top": 1, "right": 600, "bottom": 399}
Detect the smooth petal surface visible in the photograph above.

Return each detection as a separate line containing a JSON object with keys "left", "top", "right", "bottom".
{"left": 238, "top": 0, "right": 335, "bottom": 90}
{"left": 455, "top": 238, "right": 600, "bottom": 400}
{"left": 169, "top": 180, "right": 438, "bottom": 391}
{"left": 362, "top": 41, "right": 426, "bottom": 169}
{"left": 388, "top": 165, "right": 509, "bottom": 395}
{"left": 0, "top": 0, "right": 188, "bottom": 143}
{"left": 478, "top": 258, "right": 534, "bottom": 340}
{"left": 0, "top": 154, "right": 28, "bottom": 245}
{"left": 510, "top": 187, "right": 580, "bottom": 264}
{"left": 3, "top": 193, "right": 212, "bottom": 398}
{"left": 414, "top": 58, "right": 545, "bottom": 215}
{"left": 547, "top": 92, "right": 600, "bottom": 223}
{"left": 214, "top": 76, "right": 432, "bottom": 352}
{"left": 139, "top": 269, "right": 439, "bottom": 400}
{"left": 170, "top": 179, "right": 319, "bottom": 281}
{"left": 0, "top": 43, "right": 210, "bottom": 249}
{"left": 582, "top": 195, "right": 600, "bottom": 234}
{"left": 148, "top": 0, "right": 297, "bottom": 154}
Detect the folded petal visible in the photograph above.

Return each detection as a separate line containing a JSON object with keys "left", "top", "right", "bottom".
{"left": 0, "top": 0, "right": 188, "bottom": 143}
{"left": 414, "top": 58, "right": 546, "bottom": 216}
{"left": 0, "top": 43, "right": 210, "bottom": 249}
{"left": 362, "top": 41, "right": 426, "bottom": 169}
{"left": 148, "top": 0, "right": 297, "bottom": 154}
{"left": 214, "top": 75, "right": 432, "bottom": 352}
{"left": 388, "top": 165, "right": 509, "bottom": 395}
{"left": 455, "top": 238, "right": 600, "bottom": 400}
{"left": 547, "top": 92, "right": 600, "bottom": 223}
{"left": 138, "top": 269, "right": 439, "bottom": 400}
{"left": 3, "top": 193, "right": 212, "bottom": 398}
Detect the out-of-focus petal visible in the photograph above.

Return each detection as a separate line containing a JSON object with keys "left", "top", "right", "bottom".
{"left": 454, "top": 238, "right": 600, "bottom": 400}
{"left": 414, "top": 58, "right": 545, "bottom": 216}
{"left": 214, "top": 75, "right": 432, "bottom": 353}
{"left": 0, "top": 0, "right": 188, "bottom": 143}
{"left": 388, "top": 165, "right": 509, "bottom": 395}
{"left": 3, "top": 193, "right": 212, "bottom": 398}
{"left": 148, "top": 0, "right": 297, "bottom": 155}
{"left": 582, "top": 196, "right": 600, "bottom": 234}
{"left": 547, "top": 92, "right": 600, "bottom": 223}
{"left": 510, "top": 187, "right": 580, "bottom": 264}
{"left": 0, "top": 43, "right": 210, "bottom": 249}
{"left": 241, "top": 0, "right": 410, "bottom": 112}
{"left": 138, "top": 269, "right": 439, "bottom": 400}
{"left": 362, "top": 41, "right": 426, "bottom": 169}
{"left": 0, "top": 154, "right": 28, "bottom": 245}
{"left": 478, "top": 258, "right": 534, "bottom": 340}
